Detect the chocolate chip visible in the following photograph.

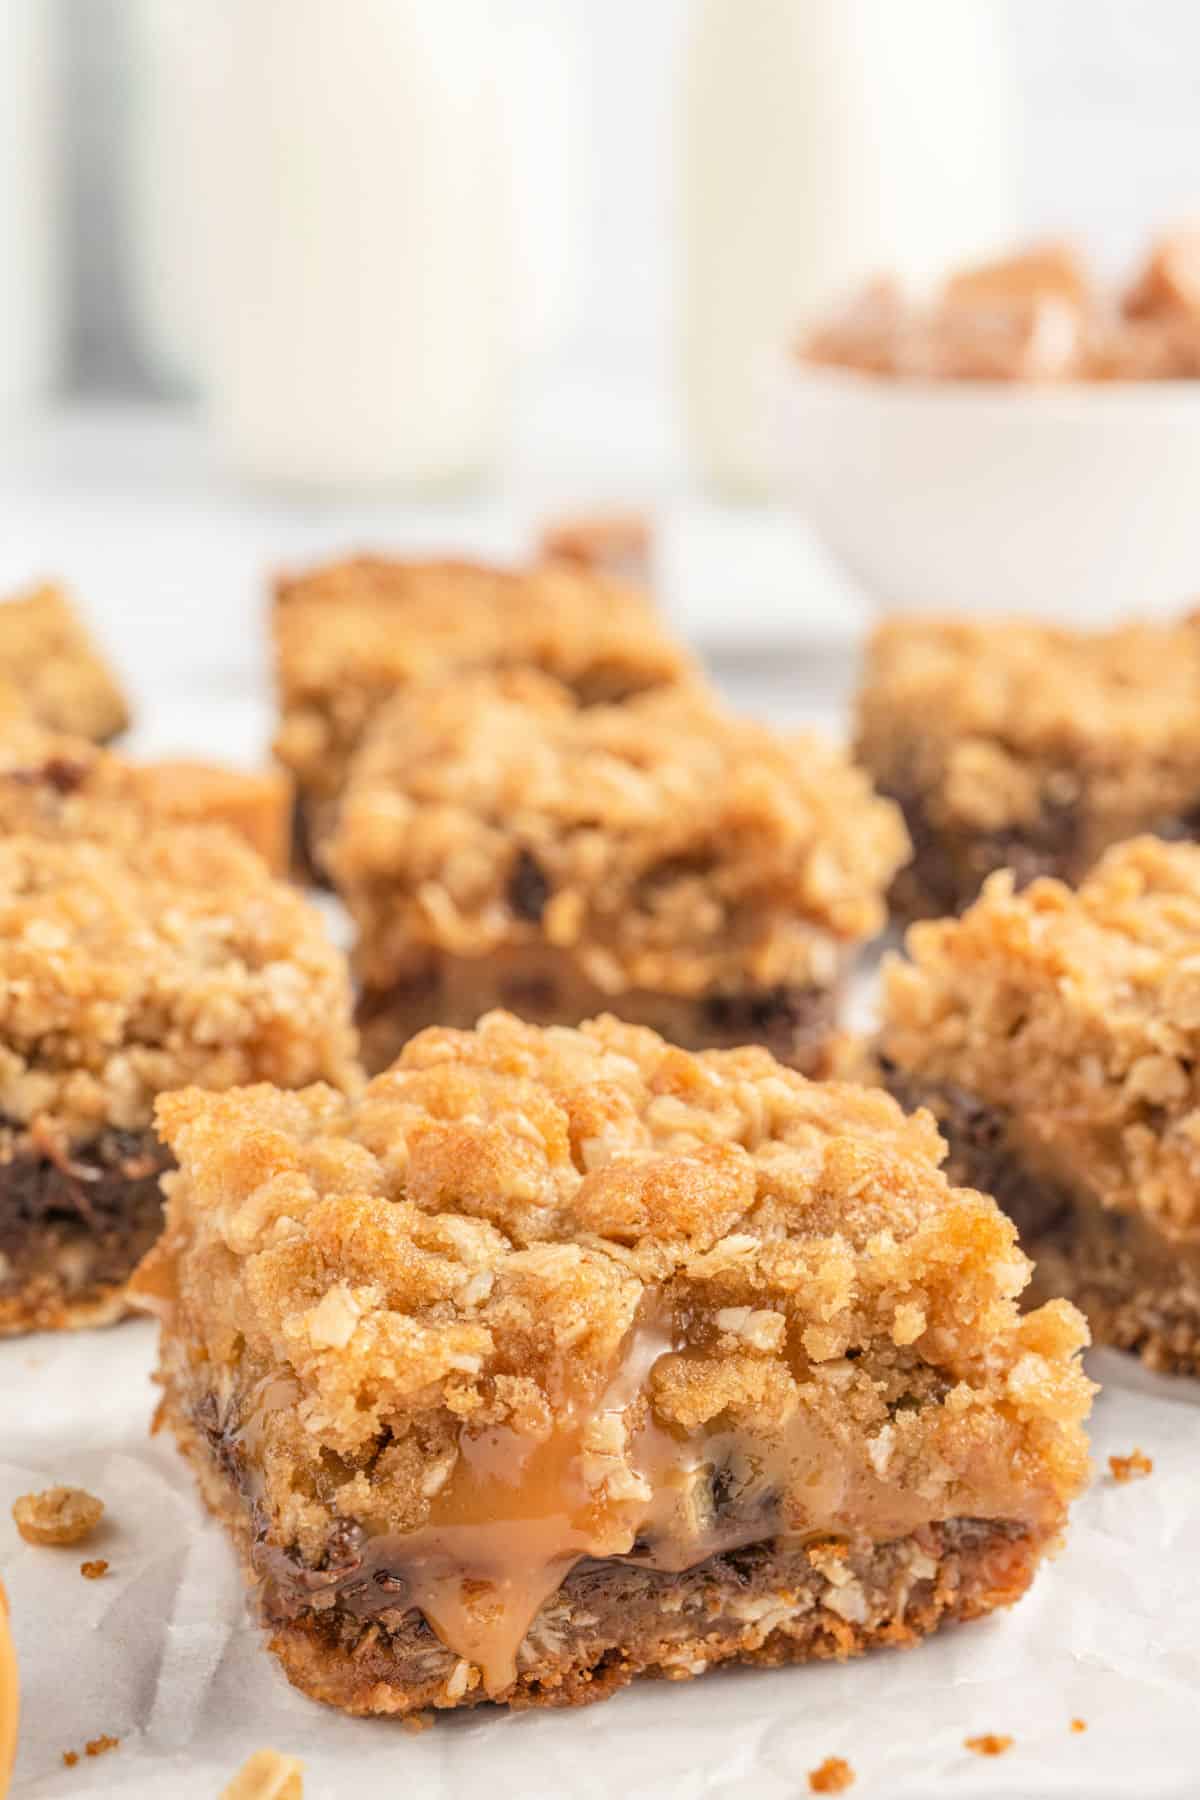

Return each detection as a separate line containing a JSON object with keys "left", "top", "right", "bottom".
{"left": 507, "top": 848, "right": 552, "bottom": 923}
{"left": 8, "top": 757, "right": 89, "bottom": 794}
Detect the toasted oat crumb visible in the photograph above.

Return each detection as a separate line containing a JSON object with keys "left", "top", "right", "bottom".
{"left": 1071, "top": 1718, "right": 1087, "bottom": 1733}
{"left": 1109, "top": 1448, "right": 1153, "bottom": 1483}
{"left": 12, "top": 1485, "right": 103, "bottom": 1547}
{"left": 79, "top": 1559, "right": 108, "bottom": 1580}
{"left": 85, "top": 1734, "right": 119, "bottom": 1758}
{"left": 965, "top": 1734, "right": 1013, "bottom": 1757}
{"left": 220, "top": 1747, "right": 305, "bottom": 1799}
{"left": 809, "top": 1755, "right": 855, "bottom": 1793}
{"left": 62, "top": 1749, "right": 79, "bottom": 1767}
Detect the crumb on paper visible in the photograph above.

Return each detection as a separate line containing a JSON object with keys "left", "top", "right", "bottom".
{"left": 80, "top": 1559, "right": 108, "bottom": 1580}
{"left": 85, "top": 1735, "right": 119, "bottom": 1758}
{"left": 1109, "top": 1448, "right": 1153, "bottom": 1483}
{"left": 809, "top": 1757, "right": 855, "bottom": 1793}
{"left": 965, "top": 1734, "right": 1013, "bottom": 1757}
{"left": 220, "top": 1747, "right": 305, "bottom": 1800}
{"left": 1071, "top": 1718, "right": 1087, "bottom": 1733}
{"left": 401, "top": 1712, "right": 434, "bottom": 1735}
{"left": 61, "top": 1750, "right": 79, "bottom": 1768}
{"left": 12, "top": 1485, "right": 104, "bottom": 1547}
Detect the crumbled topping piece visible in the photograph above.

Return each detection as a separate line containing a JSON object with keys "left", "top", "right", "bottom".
{"left": 147, "top": 1010, "right": 1091, "bottom": 1568}
{"left": 61, "top": 1749, "right": 78, "bottom": 1768}
{"left": 965, "top": 1734, "right": 1013, "bottom": 1757}
{"left": 220, "top": 1748, "right": 305, "bottom": 1799}
{"left": 0, "top": 583, "right": 128, "bottom": 742}
{"left": 880, "top": 838, "right": 1200, "bottom": 1232}
{"left": 1109, "top": 1448, "right": 1153, "bottom": 1484}
{"left": 1071, "top": 1718, "right": 1088, "bottom": 1733}
{"left": 79, "top": 1559, "right": 108, "bottom": 1580}
{"left": 331, "top": 669, "right": 908, "bottom": 999}
{"left": 808, "top": 1756, "right": 855, "bottom": 1793}
{"left": 0, "top": 827, "right": 358, "bottom": 1145}
{"left": 85, "top": 1735, "right": 119, "bottom": 1758}
{"left": 12, "top": 1485, "right": 103, "bottom": 1547}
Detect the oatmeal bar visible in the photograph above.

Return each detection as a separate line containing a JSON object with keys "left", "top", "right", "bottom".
{"left": 134, "top": 1011, "right": 1091, "bottom": 1718}
{"left": 876, "top": 836, "right": 1200, "bottom": 1374}
{"left": 855, "top": 610, "right": 1200, "bottom": 921}
{"left": 328, "top": 669, "right": 908, "bottom": 1075}
{"left": 0, "top": 723, "right": 292, "bottom": 874}
{"left": 271, "top": 555, "right": 698, "bottom": 876}
{"left": 0, "top": 583, "right": 129, "bottom": 743}
{"left": 0, "top": 829, "right": 357, "bottom": 1335}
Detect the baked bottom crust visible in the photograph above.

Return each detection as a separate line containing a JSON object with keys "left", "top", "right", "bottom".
{"left": 356, "top": 948, "right": 842, "bottom": 1079}
{"left": 159, "top": 1385, "right": 1048, "bottom": 1718}
{"left": 883, "top": 781, "right": 1200, "bottom": 922}
{"left": 883, "top": 1069, "right": 1200, "bottom": 1375}
{"left": 0, "top": 1129, "right": 170, "bottom": 1335}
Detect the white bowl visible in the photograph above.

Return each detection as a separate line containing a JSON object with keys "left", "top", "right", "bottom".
{"left": 775, "top": 363, "right": 1200, "bottom": 622}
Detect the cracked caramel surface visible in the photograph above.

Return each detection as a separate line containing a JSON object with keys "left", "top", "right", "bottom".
{"left": 0, "top": 829, "right": 358, "bottom": 1146}
{"left": 880, "top": 837, "right": 1200, "bottom": 1237}
{"left": 271, "top": 555, "right": 698, "bottom": 832}
{"left": 0, "top": 584, "right": 129, "bottom": 743}
{"left": 144, "top": 1012, "right": 1090, "bottom": 1573}
{"left": 331, "top": 669, "right": 908, "bottom": 999}
{"left": 856, "top": 611, "right": 1200, "bottom": 846}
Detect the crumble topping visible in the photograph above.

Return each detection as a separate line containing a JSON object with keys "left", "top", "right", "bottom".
{"left": 330, "top": 670, "right": 909, "bottom": 998}
{"left": 0, "top": 720, "right": 291, "bottom": 871}
{"left": 272, "top": 555, "right": 699, "bottom": 821}
{"left": 12, "top": 1485, "right": 103, "bottom": 1547}
{"left": 855, "top": 611, "right": 1200, "bottom": 841}
{"left": 0, "top": 583, "right": 129, "bottom": 742}
{"left": 880, "top": 838, "right": 1200, "bottom": 1235}
{"left": 802, "top": 232, "right": 1200, "bottom": 382}
{"left": 80, "top": 1559, "right": 108, "bottom": 1579}
{"left": 965, "top": 1734, "right": 1013, "bottom": 1757}
{"left": 808, "top": 1756, "right": 855, "bottom": 1793}
{"left": 146, "top": 1011, "right": 1090, "bottom": 1567}
{"left": 0, "top": 829, "right": 358, "bottom": 1145}
{"left": 1109, "top": 1448, "right": 1153, "bottom": 1484}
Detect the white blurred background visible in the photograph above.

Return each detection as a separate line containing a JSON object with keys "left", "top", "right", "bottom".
{"left": 2, "top": 0, "right": 1200, "bottom": 728}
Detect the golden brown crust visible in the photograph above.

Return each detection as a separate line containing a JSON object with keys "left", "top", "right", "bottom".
{"left": 145, "top": 1012, "right": 1090, "bottom": 1575}
{"left": 879, "top": 837, "right": 1200, "bottom": 1237}
{"left": 330, "top": 670, "right": 908, "bottom": 1003}
{"left": 0, "top": 584, "right": 129, "bottom": 742}
{"left": 271, "top": 555, "right": 699, "bottom": 854}
{"left": 0, "top": 722, "right": 292, "bottom": 873}
{"left": 0, "top": 828, "right": 359, "bottom": 1146}
{"left": 803, "top": 234, "right": 1200, "bottom": 382}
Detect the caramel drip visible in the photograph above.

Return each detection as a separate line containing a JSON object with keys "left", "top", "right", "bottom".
{"left": 0, "top": 1577, "right": 18, "bottom": 1798}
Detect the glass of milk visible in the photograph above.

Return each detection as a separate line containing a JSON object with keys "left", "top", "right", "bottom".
{"left": 208, "top": 0, "right": 512, "bottom": 492}
{"left": 679, "top": 0, "right": 1021, "bottom": 494}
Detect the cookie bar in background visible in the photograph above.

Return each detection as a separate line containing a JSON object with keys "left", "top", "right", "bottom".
{"left": 0, "top": 723, "right": 293, "bottom": 875}
{"left": 0, "top": 828, "right": 358, "bottom": 1334}
{"left": 877, "top": 837, "right": 1200, "bottom": 1375}
{"left": 328, "top": 669, "right": 909, "bottom": 1075}
{"left": 136, "top": 1012, "right": 1091, "bottom": 1718}
{"left": 0, "top": 583, "right": 130, "bottom": 744}
{"left": 271, "top": 555, "right": 699, "bottom": 878}
{"left": 855, "top": 610, "right": 1200, "bottom": 921}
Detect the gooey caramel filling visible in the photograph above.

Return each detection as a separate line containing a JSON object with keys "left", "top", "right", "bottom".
{"left": 237, "top": 1302, "right": 1059, "bottom": 1698}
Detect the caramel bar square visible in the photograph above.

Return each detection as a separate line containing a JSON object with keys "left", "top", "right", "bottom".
{"left": 327, "top": 669, "right": 909, "bottom": 1075}
{"left": 271, "top": 556, "right": 698, "bottom": 877}
{"left": 0, "top": 828, "right": 358, "bottom": 1334}
{"left": 136, "top": 1012, "right": 1090, "bottom": 1718}
{"left": 877, "top": 836, "right": 1200, "bottom": 1374}
{"left": 0, "top": 583, "right": 129, "bottom": 744}
{"left": 855, "top": 611, "right": 1200, "bottom": 921}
